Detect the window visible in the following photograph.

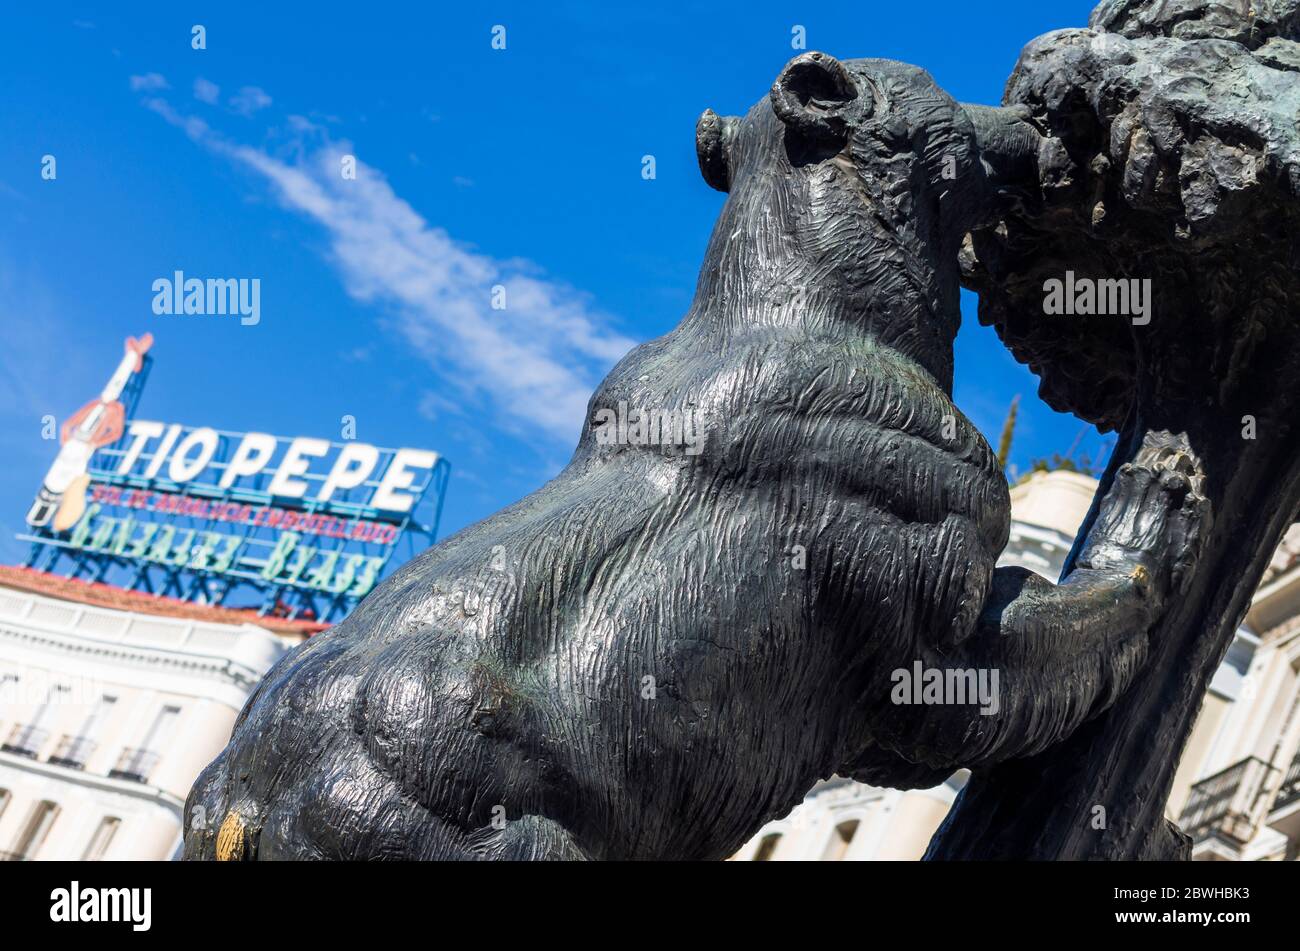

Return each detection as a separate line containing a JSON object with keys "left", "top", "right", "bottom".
{"left": 82, "top": 817, "right": 121, "bottom": 861}
{"left": 820, "top": 819, "right": 860, "bottom": 861}
{"left": 0, "top": 673, "right": 18, "bottom": 734}
{"left": 79, "top": 695, "right": 118, "bottom": 738}
{"left": 8, "top": 800, "right": 60, "bottom": 860}
{"left": 111, "top": 705, "right": 181, "bottom": 783}
{"left": 51, "top": 694, "right": 117, "bottom": 769}
{"left": 141, "top": 705, "right": 181, "bottom": 752}
{"left": 0, "top": 789, "right": 10, "bottom": 822}
{"left": 33, "top": 683, "right": 71, "bottom": 727}
{"left": 3, "top": 683, "right": 68, "bottom": 758}
{"left": 752, "top": 832, "right": 782, "bottom": 861}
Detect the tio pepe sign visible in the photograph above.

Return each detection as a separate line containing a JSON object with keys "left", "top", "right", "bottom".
{"left": 112, "top": 421, "right": 436, "bottom": 515}
{"left": 23, "top": 335, "right": 445, "bottom": 618}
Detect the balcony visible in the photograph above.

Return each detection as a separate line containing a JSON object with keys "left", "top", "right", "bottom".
{"left": 46, "top": 734, "right": 98, "bottom": 770}
{"left": 1179, "top": 756, "right": 1278, "bottom": 845}
{"left": 108, "top": 747, "right": 161, "bottom": 784}
{"left": 1265, "top": 750, "right": 1300, "bottom": 841}
{"left": 1275, "top": 751, "right": 1300, "bottom": 810}
{"left": 1, "top": 724, "right": 48, "bottom": 759}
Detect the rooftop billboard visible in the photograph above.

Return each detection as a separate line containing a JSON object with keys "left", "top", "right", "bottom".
{"left": 18, "top": 335, "right": 449, "bottom": 623}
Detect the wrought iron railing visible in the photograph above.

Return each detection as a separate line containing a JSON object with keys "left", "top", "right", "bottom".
{"left": 108, "top": 747, "right": 160, "bottom": 784}
{"left": 0, "top": 724, "right": 47, "bottom": 758}
{"left": 1273, "top": 750, "right": 1300, "bottom": 813}
{"left": 46, "top": 734, "right": 97, "bottom": 770}
{"left": 1179, "top": 756, "right": 1277, "bottom": 843}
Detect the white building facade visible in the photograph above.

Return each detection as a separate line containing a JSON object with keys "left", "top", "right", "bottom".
{"left": 0, "top": 574, "right": 302, "bottom": 860}
{"left": 1170, "top": 526, "right": 1300, "bottom": 860}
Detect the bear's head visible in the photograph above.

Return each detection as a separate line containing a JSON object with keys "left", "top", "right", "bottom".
{"left": 697, "top": 51, "right": 1045, "bottom": 230}
{"left": 693, "top": 51, "right": 1049, "bottom": 388}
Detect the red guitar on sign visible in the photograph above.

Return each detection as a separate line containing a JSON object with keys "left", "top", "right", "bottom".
{"left": 27, "top": 334, "right": 154, "bottom": 532}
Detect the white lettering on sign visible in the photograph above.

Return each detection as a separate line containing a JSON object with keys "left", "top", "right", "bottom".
{"left": 318, "top": 442, "right": 380, "bottom": 502}
{"left": 168, "top": 427, "right": 219, "bottom": 482}
{"left": 219, "top": 432, "right": 277, "bottom": 488}
{"left": 116, "top": 420, "right": 165, "bottom": 474}
{"left": 372, "top": 448, "right": 438, "bottom": 513}
{"left": 113, "top": 420, "right": 436, "bottom": 513}
{"left": 267, "top": 438, "right": 330, "bottom": 499}
{"left": 144, "top": 424, "right": 182, "bottom": 479}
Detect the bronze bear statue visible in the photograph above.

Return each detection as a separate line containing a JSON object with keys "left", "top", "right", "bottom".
{"left": 185, "top": 52, "right": 1203, "bottom": 860}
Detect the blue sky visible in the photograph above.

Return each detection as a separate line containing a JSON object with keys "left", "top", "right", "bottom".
{"left": 0, "top": 1, "right": 1112, "bottom": 570}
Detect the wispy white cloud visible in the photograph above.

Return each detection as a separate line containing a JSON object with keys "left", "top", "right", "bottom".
{"left": 139, "top": 91, "right": 636, "bottom": 447}
{"left": 229, "top": 85, "right": 272, "bottom": 116}
{"left": 287, "top": 114, "right": 323, "bottom": 134}
{"left": 129, "top": 73, "right": 169, "bottom": 92}
{"left": 193, "top": 77, "right": 220, "bottom": 105}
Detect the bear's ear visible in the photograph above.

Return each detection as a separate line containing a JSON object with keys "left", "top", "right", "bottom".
{"left": 696, "top": 109, "right": 738, "bottom": 192}
{"left": 770, "top": 51, "right": 866, "bottom": 152}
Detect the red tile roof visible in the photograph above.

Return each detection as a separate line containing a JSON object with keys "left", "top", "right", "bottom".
{"left": 0, "top": 565, "right": 327, "bottom": 637}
